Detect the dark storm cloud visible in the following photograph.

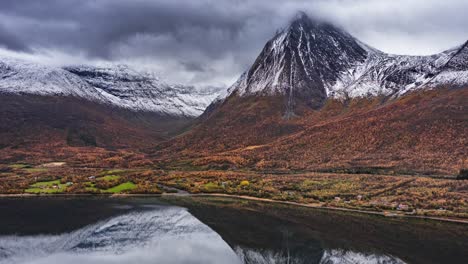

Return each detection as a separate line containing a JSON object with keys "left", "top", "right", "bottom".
{"left": 0, "top": 0, "right": 467, "bottom": 87}
{"left": 0, "top": 0, "right": 256, "bottom": 57}
{"left": 0, "top": 24, "right": 29, "bottom": 51}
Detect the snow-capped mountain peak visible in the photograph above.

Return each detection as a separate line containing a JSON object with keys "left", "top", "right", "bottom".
{"left": 230, "top": 13, "right": 367, "bottom": 109}
{"left": 226, "top": 13, "right": 468, "bottom": 107}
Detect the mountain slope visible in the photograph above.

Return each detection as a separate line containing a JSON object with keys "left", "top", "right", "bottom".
{"left": 0, "top": 57, "right": 220, "bottom": 117}
{"left": 156, "top": 13, "right": 468, "bottom": 175}
{"left": 428, "top": 41, "right": 468, "bottom": 86}
{"left": 0, "top": 57, "right": 99, "bottom": 99}
{"left": 0, "top": 94, "right": 186, "bottom": 166}
{"left": 228, "top": 88, "right": 467, "bottom": 174}
{"left": 64, "top": 65, "right": 220, "bottom": 117}
{"left": 0, "top": 57, "right": 221, "bottom": 162}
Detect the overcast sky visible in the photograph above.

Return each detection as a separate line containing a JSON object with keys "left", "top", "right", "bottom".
{"left": 0, "top": 0, "right": 467, "bottom": 89}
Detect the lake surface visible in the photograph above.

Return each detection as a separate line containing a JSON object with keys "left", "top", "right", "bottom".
{"left": 0, "top": 196, "right": 466, "bottom": 264}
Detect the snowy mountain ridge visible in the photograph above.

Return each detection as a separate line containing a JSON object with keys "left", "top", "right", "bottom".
{"left": 0, "top": 57, "right": 221, "bottom": 117}
{"left": 224, "top": 13, "right": 468, "bottom": 106}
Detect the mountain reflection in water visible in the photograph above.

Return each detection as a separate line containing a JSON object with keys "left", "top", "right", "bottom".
{"left": 0, "top": 197, "right": 465, "bottom": 264}
{"left": 0, "top": 206, "right": 240, "bottom": 264}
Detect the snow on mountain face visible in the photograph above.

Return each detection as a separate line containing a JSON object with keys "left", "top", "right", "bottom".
{"left": 64, "top": 65, "right": 221, "bottom": 117}
{"left": 0, "top": 58, "right": 221, "bottom": 117}
{"left": 329, "top": 43, "right": 458, "bottom": 98}
{"left": 230, "top": 13, "right": 367, "bottom": 109}
{"left": 427, "top": 41, "right": 468, "bottom": 87}
{"left": 226, "top": 13, "right": 468, "bottom": 105}
{"left": 0, "top": 57, "right": 101, "bottom": 100}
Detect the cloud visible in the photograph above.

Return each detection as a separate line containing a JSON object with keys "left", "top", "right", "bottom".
{"left": 0, "top": 0, "right": 467, "bottom": 88}
{"left": 0, "top": 24, "right": 29, "bottom": 51}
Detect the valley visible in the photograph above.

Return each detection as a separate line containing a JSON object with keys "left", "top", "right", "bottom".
{"left": 1, "top": 3, "right": 468, "bottom": 264}
{"left": 0, "top": 13, "right": 466, "bottom": 222}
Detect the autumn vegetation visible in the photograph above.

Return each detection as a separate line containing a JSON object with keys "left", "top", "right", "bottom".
{"left": 0, "top": 88, "right": 466, "bottom": 220}
{"left": 155, "top": 88, "right": 467, "bottom": 176}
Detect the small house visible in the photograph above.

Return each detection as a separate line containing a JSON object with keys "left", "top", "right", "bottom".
{"left": 397, "top": 204, "right": 409, "bottom": 211}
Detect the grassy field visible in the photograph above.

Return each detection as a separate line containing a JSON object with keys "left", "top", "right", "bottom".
{"left": 25, "top": 180, "right": 67, "bottom": 194}
{"left": 25, "top": 179, "right": 136, "bottom": 194}
{"left": 84, "top": 182, "right": 99, "bottom": 192}
{"left": 104, "top": 182, "right": 136, "bottom": 193}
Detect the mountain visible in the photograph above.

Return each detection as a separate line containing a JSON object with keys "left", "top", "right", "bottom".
{"left": 226, "top": 13, "right": 368, "bottom": 111}
{"left": 64, "top": 64, "right": 220, "bottom": 117}
{"left": 223, "top": 13, "right": 467, "bottom": 108}
{"left": 0, "top": 57, "right": 220, "bottom": 117}
{"left": 0, "top": 56, "right": 221, "bottom": 161}
{"left": 157, "top": 13, "right": 468, "bottom": 175}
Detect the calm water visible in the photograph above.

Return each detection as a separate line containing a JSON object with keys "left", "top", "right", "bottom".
{"left": 0, "top": 197, "right": 466, "bottom": 264}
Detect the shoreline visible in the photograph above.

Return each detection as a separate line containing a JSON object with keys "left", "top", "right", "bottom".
{"left": 1, "top": 192, "right": 467, "bottom": 224}
{"left": 189, "top": 193, "right": 468, "bottom": 225}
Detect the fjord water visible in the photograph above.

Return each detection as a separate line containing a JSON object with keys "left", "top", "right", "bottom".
{"left": 0, "top": 197, "right": 466, "bottom": 264}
